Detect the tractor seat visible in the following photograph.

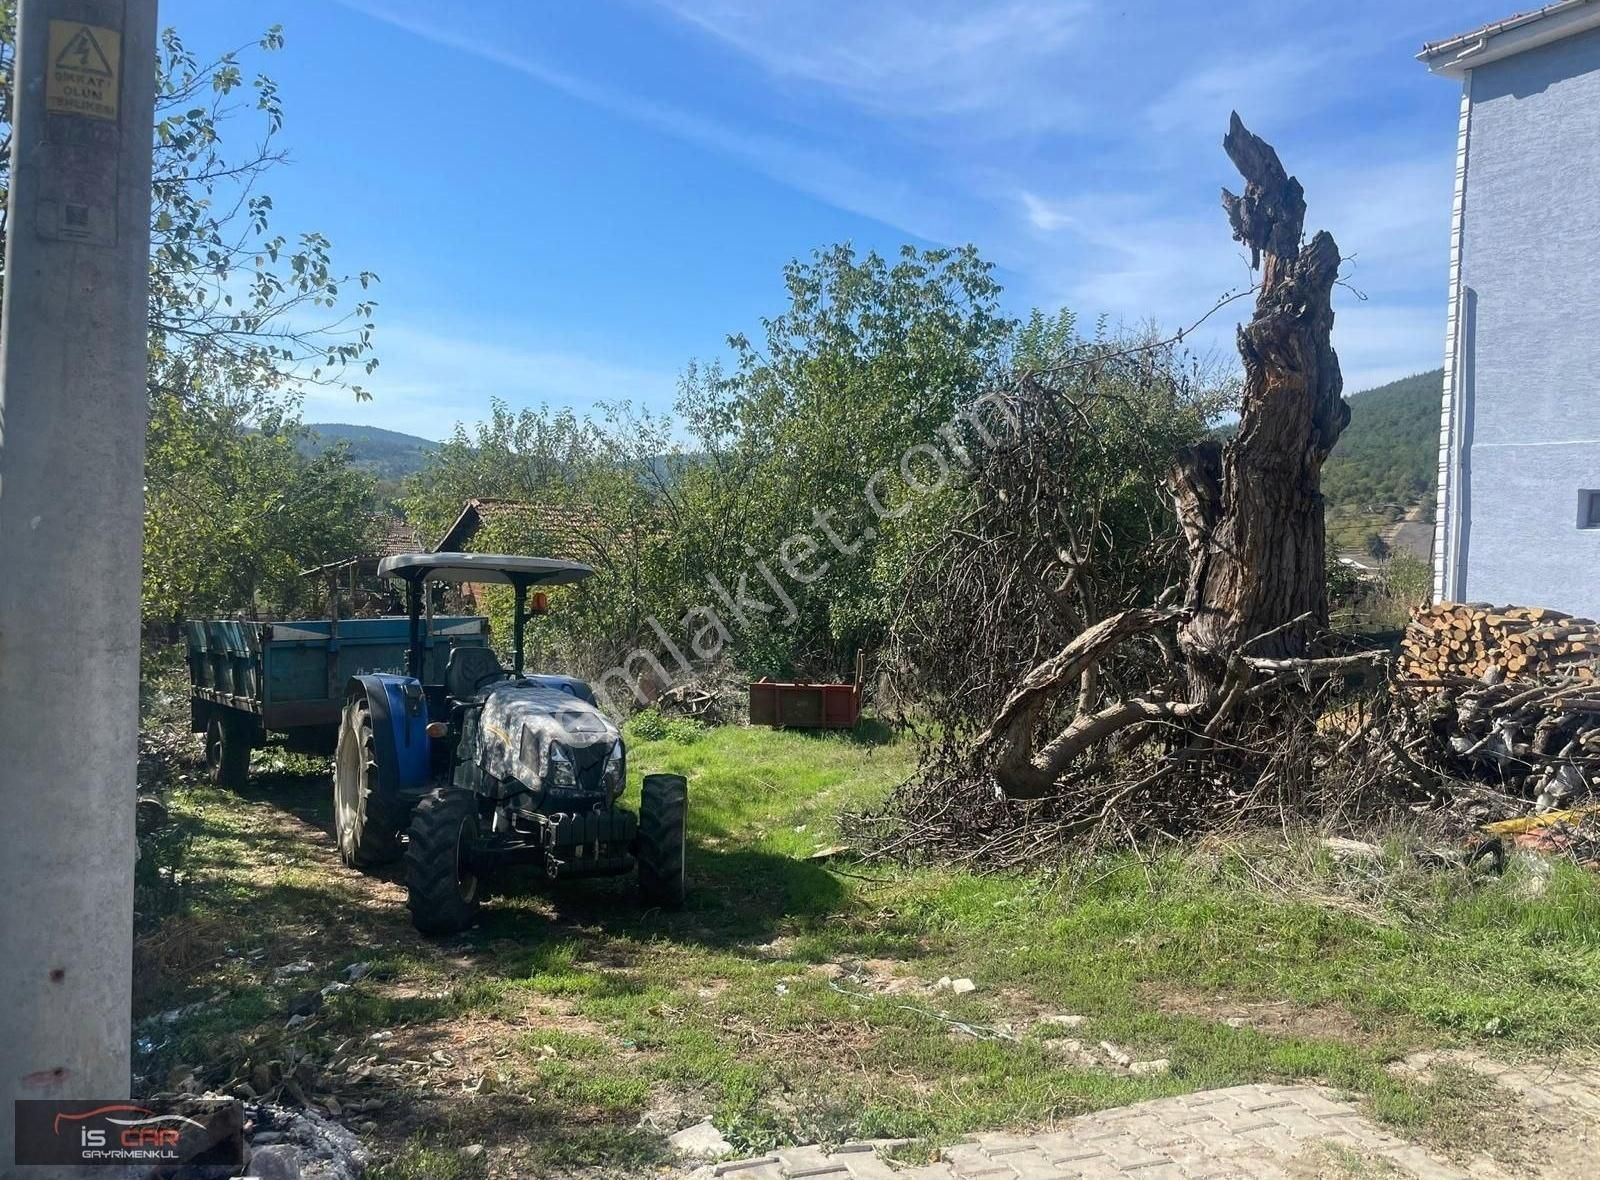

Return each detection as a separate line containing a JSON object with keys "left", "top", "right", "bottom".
{"left": 445, "top": 646, "right": 508, "bottom": 699}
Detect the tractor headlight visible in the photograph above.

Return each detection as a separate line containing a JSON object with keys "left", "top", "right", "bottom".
{"left": 547, "top": 744, "right": 576, "bottom": 789}
{"left": 601, "top": 739, "right": 626, "bottom": 798}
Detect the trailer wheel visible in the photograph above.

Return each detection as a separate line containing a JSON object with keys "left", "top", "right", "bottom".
{"left": 334, "top": 696, "right": 402, "bottom": 868}
{"left": 637, "top": 773, "right": 687, "bottom": 910}
{"left": 205, "top": 714, "right": 251, "bottom": 790}
{"left": 405, "top": 789, "right": 483, "bottom": 936}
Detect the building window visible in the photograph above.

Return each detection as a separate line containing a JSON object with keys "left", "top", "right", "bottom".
{"left": 1583, "top": 490, "right": 1600, "bottom": 529}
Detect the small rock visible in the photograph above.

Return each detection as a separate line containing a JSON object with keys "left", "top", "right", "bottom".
{"left": 668, "top": 1119, "right": 733, "bottom": 1159}
{"left": 246, "top": 1143, "right": 302, "bottom": 1180}
{"left": 1043, "top": 1037, "right": 1098, "bottom": 1068}
{"left": 1223, "top": 1016, "right": 1249, "bottom": 1029}
{"left": 636, "top": 1101, "right": 689, "bottom": 1133}
{"left": 950, "top": 978, "right": 977, "bottom": 995}
{"left": 320, "top": 981, "right": 351, "bottom": 998}
{"left": 1130, "top": 1058, "right": 1171, "bottom": 1075}
{"left": 1099, "top": 1041, "right": 1132, "bottom": 1067}
{"left": 344, "top": 961, "right": 372, "bottom": 982}
{"left": 285, "top": 1014, "right": 309, "bottom": 1029}
{"left": 287, "top": 989, "right": 324, "bottom": 1017}
{"left": 459, "top": 1143, "right": 486, "bottom": 1161}
{"left": 1321, "top": 836, "right": 1382, "bottom": 862}
{"left": 274, "top": 960, "right": 315, "bottom": 979}
{"left": 1040, "top": 1014, "right": 1085, "bottom": 1028}
{"left": 367, "top": 1031, "right": 392, "bottom": 1042}
{"left": 935, "top": 976, "right": 953, "bottom": 991}
{"left": 774, "top": 983, "right": 789, "bottom": 996}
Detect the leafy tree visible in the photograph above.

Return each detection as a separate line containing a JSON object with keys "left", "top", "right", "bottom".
{"left": 666, "top": 243, "right": 1015, "bottom": 674}
{"left": 143, "top": 396, "right": 375, "bottom": 621}
{"left": 405, "top": 244, "right": 1016, "bottom": 683}
{"left": 403, "top": 401, "right": 680, "bottom": 673}
{"left": 0, "top": 14, "right": 382, "bottom": 621}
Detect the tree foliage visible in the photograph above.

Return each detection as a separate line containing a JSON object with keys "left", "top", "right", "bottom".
{"left": 403, "top": 401, "right": 679, "bottom": 672}
{"left": 663, "top": 243, "right": 1014, "bottom": 674}
{"left": 405, "top": 244, "right": 1016, "bottom": 682}
{"left": 142, "top": 397, "right": 375, "bottom": 621}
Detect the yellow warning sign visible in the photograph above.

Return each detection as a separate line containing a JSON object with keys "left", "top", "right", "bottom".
{"left": 47, "top": 21, "right": 121, "bottom": 121}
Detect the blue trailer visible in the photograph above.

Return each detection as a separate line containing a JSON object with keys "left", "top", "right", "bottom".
{"left": 186, "top": 613, "right": 490, "bottom": 787}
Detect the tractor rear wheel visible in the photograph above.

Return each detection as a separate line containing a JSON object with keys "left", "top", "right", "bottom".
{"left": 405, "top": 789, "right": 483, "bottom": 935}
{"left": 637, "top": 773, "right": 687, "bottom": 909}
{"left": 205, "top": 713, "right": 251, "bottom": 790}
{"left": 334, "top": 696, "right": 402, "bottom": 869}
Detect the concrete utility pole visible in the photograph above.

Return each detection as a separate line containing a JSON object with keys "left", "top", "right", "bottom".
{"left": 0, "top": 0, "right": 157, "bottom": 1172}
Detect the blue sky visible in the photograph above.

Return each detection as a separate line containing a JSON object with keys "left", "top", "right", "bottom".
{"left": 164, "top": 0, "right": 1508, "bottom": 440}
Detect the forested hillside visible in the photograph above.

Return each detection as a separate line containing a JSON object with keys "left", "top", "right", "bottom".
{"left": 1324, "top": 369, "right": 1441, "bottom": 555}
{"left": 301, "top": 423, "right": 438, "bottom": 478}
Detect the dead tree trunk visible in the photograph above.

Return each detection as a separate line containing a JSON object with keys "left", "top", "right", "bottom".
{"left": 1172, "top": 112, "right": 1349, "bottom": 703}
{"left": 975, "top": 115, "right": 1354, "bottom": 799}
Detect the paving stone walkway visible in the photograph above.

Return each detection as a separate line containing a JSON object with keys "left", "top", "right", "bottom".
{"left": 692, "top": 1082, "right": 1475, "bottom": 1180}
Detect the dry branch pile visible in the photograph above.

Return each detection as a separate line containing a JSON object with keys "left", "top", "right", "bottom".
{"left": 866, "top": 118, "right": 1600, "bottom": 866}
{"left": 1401, "top": 602, "right": 1600, "bottom": 681}
{"left": 1394, "top": 675, "right": 1600, "bottom": 814}
{"left": 861, "top": 115, "right": 1400, "bottom": 864}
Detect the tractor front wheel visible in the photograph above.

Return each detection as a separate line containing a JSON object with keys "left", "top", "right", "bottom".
{"left": 205, "top": 713, "right": 252, "bottom": 791}
{"left": 637, "top": 773, "right": 687, "bottom": 909}
{"left": 334, "top": 696, "right": 402, "bottom": 869}
{"left": 405, "top": 789, "right": 484, "bottom": 936}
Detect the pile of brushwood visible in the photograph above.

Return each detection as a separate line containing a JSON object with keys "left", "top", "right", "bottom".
{"left": 853, "top": 116, "right": 1566, "bottom": 866}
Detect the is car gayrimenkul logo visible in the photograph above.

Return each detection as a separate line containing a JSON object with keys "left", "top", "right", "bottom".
{"left": 14, "top": 1098, "right": 244, "bottom": 1167}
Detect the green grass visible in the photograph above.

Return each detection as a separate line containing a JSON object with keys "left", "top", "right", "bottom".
{"left": 135, "top": 718, "right": 1600, "bottom": 1171}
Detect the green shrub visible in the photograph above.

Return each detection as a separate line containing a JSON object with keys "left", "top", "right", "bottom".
{"left": 626, "top": 708, "right": 706, "bottom": 745}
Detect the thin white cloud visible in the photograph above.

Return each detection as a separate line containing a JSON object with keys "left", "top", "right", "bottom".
{"left": 301, "top": 323, "right": 678, "bottom": 439}
{"left": 648, "top": 0, "right": 1088, "bottom": 127}
{"left": 1145, "top": 49, "right": 1324, "bottom": 141}
{"left": 335, "top": 0, "right": 955, "bottom": 244}
{"left": 331, "top": 0, "right": 1483, "bottom": 404}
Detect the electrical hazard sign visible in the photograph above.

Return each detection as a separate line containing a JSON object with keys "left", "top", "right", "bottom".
{"left": 47, "top": 21, "right": 121, "bottom": 121}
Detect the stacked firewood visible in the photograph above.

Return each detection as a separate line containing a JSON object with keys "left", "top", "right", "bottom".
{"left": 1401, "top": 603, "right": 1600, "bottom": 681}
{"left": 1395, "top": 602, "right": 1600, "bottom": 812}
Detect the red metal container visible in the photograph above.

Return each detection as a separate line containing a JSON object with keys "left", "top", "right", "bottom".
{"left": 748, "top": 652, "right": 864, "bottom": 729}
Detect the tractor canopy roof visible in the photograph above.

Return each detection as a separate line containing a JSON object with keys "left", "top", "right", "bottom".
{"left": 377, "top": 552, "right": 594, "bottom": 586}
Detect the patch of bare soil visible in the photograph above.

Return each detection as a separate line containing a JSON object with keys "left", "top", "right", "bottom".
{"left": 1141, "top": 982, "right": 1373, "bottom": 1043}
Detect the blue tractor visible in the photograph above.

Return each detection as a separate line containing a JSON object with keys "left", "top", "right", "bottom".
{"left": 334, "top": 552, "right": 686, "bottom": 935}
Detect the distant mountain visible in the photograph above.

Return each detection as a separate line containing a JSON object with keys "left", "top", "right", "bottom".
{"left": 1324, "top": 369, "right": 1442, "bottom": 557}
{"left": 301, "top": 423, "right": 439, "bottom": 479}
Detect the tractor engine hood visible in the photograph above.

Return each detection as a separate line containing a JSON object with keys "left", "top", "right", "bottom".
{"left": 476, "top": 680, "right": 621, "bottom": 793}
